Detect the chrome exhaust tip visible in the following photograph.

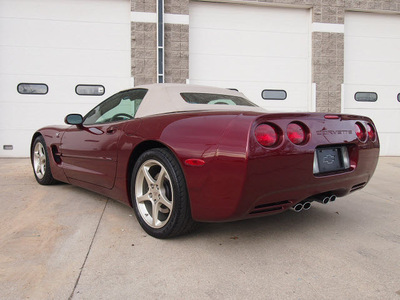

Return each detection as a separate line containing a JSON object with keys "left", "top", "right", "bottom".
{"left": 291, "top": 203, "right": 303, "bottom": 212}
{"left": 302, "top": 201, "right": 312, "bottom": 210}
{"left": 329, "top": 195, "right": 337, "bottom": 202}
{"left": 316, "top": 196, "right": 330, "bottom": 204}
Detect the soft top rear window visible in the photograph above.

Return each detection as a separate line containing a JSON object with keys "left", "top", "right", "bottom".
{"left": 180, "top": 93, "right": 257, "bottom": 107}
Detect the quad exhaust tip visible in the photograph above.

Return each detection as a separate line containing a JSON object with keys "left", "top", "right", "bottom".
{"left": 291, "top": 201, "right": 312, "bottom": 212}
{"left": 316, "top": 196, "right": 330, "bottom": 204}
{"left": 291, "top": 203, "right": 303, "bottom": 212}
{"left": 302, "top": 201, "right": 312, "bottom": 210}
{"left": 291, "top": 194, "right": 337, "bottom": 212}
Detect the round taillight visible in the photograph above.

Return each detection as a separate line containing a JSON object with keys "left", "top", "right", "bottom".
{"left": 287, "top": 122, "right": 307, "bottom": 145}
{"left": 366, "top": 123, "right": 376, "bottom": 141}
{"left": 355, "top": 122, "right": 367, "bottom": 142}
{"left": 255, "top": 124, "right": 278, "bottom": 147}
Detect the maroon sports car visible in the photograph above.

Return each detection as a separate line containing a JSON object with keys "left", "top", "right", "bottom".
{"left": 31, "top": 84, "right": 379, "bottom": 238}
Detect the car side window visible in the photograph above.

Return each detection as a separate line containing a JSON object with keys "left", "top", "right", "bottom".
{"left": 83, "top": 89, "right": 147, "bottom": 125}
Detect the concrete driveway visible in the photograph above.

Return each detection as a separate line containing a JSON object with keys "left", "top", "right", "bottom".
{"left": 0, "top": 157, "right": 399, "bottom": 299}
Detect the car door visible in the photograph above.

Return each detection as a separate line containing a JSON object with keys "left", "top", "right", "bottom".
{"left": 60, "top": 89, "right": 147, "bottom": 189}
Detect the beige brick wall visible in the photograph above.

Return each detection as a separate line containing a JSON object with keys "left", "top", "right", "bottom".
{"left": 313, "top": 32, "right": 344, "bottom": 112}
{"left": 131, "top": 22, "right": 157, "bottom": 85}
{"left": 165, "top": 0, "right": 189, "bottom": 14}
{"left": 131, "top": 0, "right": 400, "bottom": 112}
{"left": 165, "top": 24, "right": 189, "bottom": 83}
{"left": 131, "top": 0, "right": 156, "bottom": 12}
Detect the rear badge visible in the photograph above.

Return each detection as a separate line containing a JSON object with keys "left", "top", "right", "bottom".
{"left": 316, "top": 129, "right": 352, "bottom": 135}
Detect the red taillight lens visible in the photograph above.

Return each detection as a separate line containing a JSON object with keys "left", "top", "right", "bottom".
{"left": 366, "top": 123, "right": 376, "bottom": 141}
{"left": 287, "top": 122, "right": 308, "bottom": 145}
{"left": 255, "top": 124, "right": 278, "bottom": 147}
{"left": 355, "top": 122, "right": 367, "bottom": 142}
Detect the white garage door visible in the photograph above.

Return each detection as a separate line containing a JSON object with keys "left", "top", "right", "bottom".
{"left": 189, "top": 2, "right": 311, "bottom": 112}
{"left": 344, "top": 12, "right": 400, "bottom": 156}
{"left": 0, "top": 0, "right": 132, "bottom": 157}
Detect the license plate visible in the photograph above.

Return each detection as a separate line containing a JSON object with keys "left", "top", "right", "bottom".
{"left": 315, "top": 147, "right": 346, "bottom": 174}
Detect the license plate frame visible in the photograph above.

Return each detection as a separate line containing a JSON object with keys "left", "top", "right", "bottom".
{"left": 315, "top": 147, "right": 346, "bottom": 174}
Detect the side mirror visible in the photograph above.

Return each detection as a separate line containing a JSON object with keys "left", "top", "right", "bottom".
{"left": 65, "top": 114, "right": 83, "bottom": 125}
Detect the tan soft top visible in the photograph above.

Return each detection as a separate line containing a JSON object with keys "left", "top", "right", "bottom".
{"left": 134, "top": 83, "right": 266, "bottom": 118}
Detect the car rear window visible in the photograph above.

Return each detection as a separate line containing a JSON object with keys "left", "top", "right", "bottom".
{"left": 180, "top": 93, "right": 257, "bottom": 107}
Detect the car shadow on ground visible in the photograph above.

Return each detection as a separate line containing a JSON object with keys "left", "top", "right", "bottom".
{"left": 35, "top": 177, "right": 359, "bottom": 244}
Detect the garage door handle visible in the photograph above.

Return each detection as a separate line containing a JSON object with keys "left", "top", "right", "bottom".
{"left": 106, "top": 127, "right": 116, "bottom": 134}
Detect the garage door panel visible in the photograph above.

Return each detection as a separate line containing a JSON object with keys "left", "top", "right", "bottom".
{"left": 0, "top": 129, "right": 36, "bottom": 157}
{"left": 344, "top": 61, "right": 400, "bottom": 85}
{"left": 345, "top": 13, "right": 400, "bottom": 39}
{"left": 344, "top": 12, "right": 400, "bottom": 156}
{"left": 1, "top": 0, "right": 129, "bottom": 24}
{"left": 377, "top": 133, "right": 400, "bottom": 156}
{"left": 0, "top": 19, "right": 130, "bottom": 51}
{"left": 0, "top": 74, "right": 131, "bottom": 105}
{"left": 345, "top": 85, "right": 399, "bottom": 109}
{"left": 190, "top": 2, "right": 309, "bottom": 34}
{"left": 190, "top": 29, "right": 309, "bottom": 59}
{"left": 0, "top": 0, "right": 131, "bottom": 157}
{"left": 192, "top": 79, "right": 309, "bottom": 112}
{"left": 189, "top": 2, "right": 311, "bottom": 109}
{"left": 345, "top": 37, "right": 400, "bottom": 63}
{"left": 190, "top": 55, "right": 309, "bottom": 82}
{"left": 1, "top": 47, "right": 130, "bottom": 77}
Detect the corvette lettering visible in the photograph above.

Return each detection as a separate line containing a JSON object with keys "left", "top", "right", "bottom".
{"left": 316, "top": 129, "right": 353, "bottom": 135}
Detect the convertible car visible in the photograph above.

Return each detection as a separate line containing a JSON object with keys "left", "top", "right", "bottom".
{"left": 31, "top": 84, "right": 379, "bottom": 238}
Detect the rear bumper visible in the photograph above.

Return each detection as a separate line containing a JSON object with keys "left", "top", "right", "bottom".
{"left": 189, "top": 112, "right": 380, "bottom": 222}
{"left": 192, "top": 146, "right": 379, "bottom": 222}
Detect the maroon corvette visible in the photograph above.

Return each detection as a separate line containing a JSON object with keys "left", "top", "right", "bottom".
{"left": 31, "top": 84, "right": 379, "bottom": 238}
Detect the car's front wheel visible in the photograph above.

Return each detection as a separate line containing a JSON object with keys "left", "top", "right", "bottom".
{"left": 31, "top": 135, "right": 57, "bottom": 185}
{"left": 131, "top": 148, "right": 197, "bottom": 238}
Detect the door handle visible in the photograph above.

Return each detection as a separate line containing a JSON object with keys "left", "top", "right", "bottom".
{"left": 106, "top": 126, "right": 116, "bottom": 134}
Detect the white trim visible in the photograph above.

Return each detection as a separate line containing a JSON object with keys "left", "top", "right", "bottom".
{"left": 131, "top": 12, "right": 157, "bottom": 23}
{"left": 165, "top": 13, "right": 189, "bottom": 25}
{"left": 131, "top": 12, "right": 189, "bottom": 25}
{"left": 311, "top": 22, "right": 344, "bottom": 33}
{"left": 340, "top": 83, "right": 344, "bottom": 113}
{"left": 308, "top": 9, "right": 313, "bottom": 112}
{"left": 191, "top": 0, "right": 312, "bottom": 9}
{"left": 311, "top": 83, "right": 317, "bottom": 112}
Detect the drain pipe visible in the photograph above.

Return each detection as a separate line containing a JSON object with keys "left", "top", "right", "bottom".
{"left": 157, "top": 0, "right": 164, "bottom": 83}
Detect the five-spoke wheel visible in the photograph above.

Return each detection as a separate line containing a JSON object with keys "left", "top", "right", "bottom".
{"left": 33, "top": 141, "right": 47, "bottom": 180}
{"left": 31, "top": 136, "right": 56, "bottom": 185}
{"left": 135, "top": 159, "right": 174, "bottom": 228}
{"left": 131, "top": 148, "right": 197, "bottom": 238}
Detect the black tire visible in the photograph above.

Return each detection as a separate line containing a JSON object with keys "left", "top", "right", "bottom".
{"left": 131, "top": 148, "right": 197, "bottom": 238}
{"left": 31, "top": 135, "right": 57, "bottom": 185}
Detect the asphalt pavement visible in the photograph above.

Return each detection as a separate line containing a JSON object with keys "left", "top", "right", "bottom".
{"left": 0, "top": 157, "right": 399, "bottom": 299}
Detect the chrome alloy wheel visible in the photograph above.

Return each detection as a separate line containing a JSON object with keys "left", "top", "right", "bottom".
{"left": 33, "top": 142, "right": 46, "bottom": 179}
{"left": 135, "top": 159, "right": 174, "bottom": 228}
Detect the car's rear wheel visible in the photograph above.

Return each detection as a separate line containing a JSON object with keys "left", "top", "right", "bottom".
{"left": 31, "top": 136, "right": 56, "bottom": 185}
{"left": 131, "top": 148, "right": 197, "bottom": 238}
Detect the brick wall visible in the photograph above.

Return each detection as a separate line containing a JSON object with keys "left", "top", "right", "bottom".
{"left": 131, "top": 22, "right": 157, "bottom": 85}
{"left": 131, "top": 0, "right": 400, "bottom": 111}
